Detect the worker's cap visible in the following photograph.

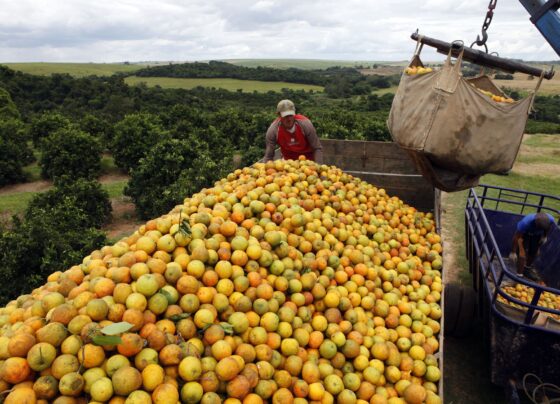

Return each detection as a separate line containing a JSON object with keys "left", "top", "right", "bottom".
{"left": 277, "top": 99, "right": 296, "bottom": 117}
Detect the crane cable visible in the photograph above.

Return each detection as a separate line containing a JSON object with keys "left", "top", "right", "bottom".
{"left": 471, "top": 0, "right": 498, "bottom": 53}
{"left": 523, "top": 373, "right": 560, "bottom": 403}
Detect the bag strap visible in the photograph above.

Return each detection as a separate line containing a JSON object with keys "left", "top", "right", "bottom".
{"left": 414, "top": 36, "right": 424, "bottom": 57}
{"left": 533, "top": 71, "right": 545, "bottom": 94}
{"left": 528, "top": 71, "right": 545, "bottom": 113}
{"left": 478, "top": 66, "right": 495, "bottom": 77}
{"left": 444, "top": 47, "right": 464, "bottom": 74}
{"left": 435, "top": 48, "right": 464, "bottom": 93}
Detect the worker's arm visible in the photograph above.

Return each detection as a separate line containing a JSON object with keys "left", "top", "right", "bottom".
{"left": 263, "top": 123, "right": 278, "bottom": 162}
{"left": 512, "top": 232, "right": 527, "bottom": 275}
{"left": 511, "top": 231, "right": 522, "bottom": 255}
{"left": 299, "top": 119, "right": 323, "bottom": 164}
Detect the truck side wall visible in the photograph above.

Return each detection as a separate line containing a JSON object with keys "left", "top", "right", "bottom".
{"left": 320, "top": 139, "right": 436, "bottom": 214}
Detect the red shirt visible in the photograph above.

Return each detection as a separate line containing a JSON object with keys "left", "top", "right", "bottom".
{"left": 275, "top": 114, "right": 314, "bottom": 161}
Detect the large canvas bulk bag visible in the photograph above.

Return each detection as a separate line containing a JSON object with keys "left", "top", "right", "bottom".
{"left": 388, "top": 45, "right": 543, "bottom": 192}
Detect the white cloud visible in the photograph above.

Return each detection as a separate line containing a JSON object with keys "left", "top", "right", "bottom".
{"left": 0, "top": 0, "right": 557, "bottom": 62}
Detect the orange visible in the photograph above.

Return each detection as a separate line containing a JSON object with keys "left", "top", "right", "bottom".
{"left": 1, "top": 357, "right": 31, "bottom": 384}
{"left": 117, "top": 333, "right": 144, "bottom": 357}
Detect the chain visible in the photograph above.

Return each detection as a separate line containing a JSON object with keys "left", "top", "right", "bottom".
{"left": 471, "top": 0, "right": 497, "bottom": 53}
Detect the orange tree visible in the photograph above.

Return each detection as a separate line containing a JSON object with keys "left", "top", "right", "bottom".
{"left": 0, "top": 88, "right": 33, "bottom": 186}
{"left": 124, "top": 137, "right": 227, "bottom": 220}
{"left": 29, "top": 111, "right": 73, "bottom": 148}
{"left": 0, "top": 197, "right": 106, "bottom": 303}
{"left": 0, "top": 118, "right": 34, "bottom": 186}
{"left": 111, "top": 113, "right": 171, "bottom": 173}
{"left": 26, "top": 177, "right": 112, "bottom": 228}
{"left": 39, "top": 127, "right": 102, "bottom": 181}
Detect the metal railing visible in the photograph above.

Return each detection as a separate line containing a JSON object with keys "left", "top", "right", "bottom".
{"left": 465, "top": 184, "right": 560, "bottom": 333}
{"left": 475, "top": 184, "right": 560, "bottom": 219}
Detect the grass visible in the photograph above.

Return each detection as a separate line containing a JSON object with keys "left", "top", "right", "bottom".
{"left": 2, "top": 63, "right": 144, "bottom": 77}
{"left": 522, "top": 134, "right": 560, "bottom": 148}
{"left": 100, "top": 155, "right": 124, "bottom": 176}
{"left": 0, "top": 192, "right": 40, "bottom": 215}
{"left": 482, "top": 172, "right": 560, "bottom": 203}
{"left": 222, "top": 59, "right": 381, "bottom": 70}
{"left": 443, "top": 189, "right": 471, "bottom": 286}
{"left": 103, "top": 180, "right": 127, "bottom": 199}
{"left": 124, "top": 76, "right": 324, "bottom": 93}
{"left": 516, "top": 153, "right": 560, "bottom": 165}
{"left": 0, "top": 180, "right": 128, "bottom": 215}
{"left": 23, "top": 154, "right": 123, "bottom": 179}
{"left": 496, "top": 79, "right": 560, "bottom": 96}
{"left": 22, "top": 163, "right": 42, "bottom": 182}
{"left": 495, "top": 70, "right": 560, "bottom": 96}
{"left": 21, "top": 147, "right": 42, "bottom": 182}
{"left": 372, "top": 86, "right": 398, "bottom": 95}
{"left": 3, "top": 63, "right": 142, "bottom": 77}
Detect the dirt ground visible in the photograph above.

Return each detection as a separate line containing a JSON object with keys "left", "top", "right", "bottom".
{"left": 440, "top": 193, "right": 461, "bottom": 284}
{"left": 103, "top": 197, "right": 144, "bottom": 241}
{"left": 0, "top": 173, "right": 129, "bottom": 196}
{"left": 358, "top": 65, "right": 406, "bottom": 76}
{"left": 0, "top": 173, "right": 142, "bottom": 241}
{"left": 438, "top": 190, "right": 511, "bottom": 404}
{"left": 0, "top": 179, "right": 51, "bottom": 196}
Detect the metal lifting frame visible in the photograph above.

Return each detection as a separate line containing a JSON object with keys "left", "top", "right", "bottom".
{"left": 410, "top": 31, "right": 555, "bottom": 79}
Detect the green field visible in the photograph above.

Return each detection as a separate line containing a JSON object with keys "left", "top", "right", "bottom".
{"left": 2, "top": 60, "right": 384, "bottom": 77}
{"left": 2, "top": 63, "right": 144, "bottom": 77}
{"left": 222, "top": 59, "right": 381, "bottom": 70}
{"left": 124, "top": 76, "right": 324, "bottom": 93}
{"left": 0, "top": 180, "right": 127, "bottom": 215}
{"left": 0, "top": 192, "right": 38, "bottom": 215}
{"left": 372, "top": 86, "right": 398, "bottom": 95}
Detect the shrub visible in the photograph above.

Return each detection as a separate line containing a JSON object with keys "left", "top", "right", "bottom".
{"left": 0, "top": 118, "right": 35, "bottom": 186}
{"left": 0, "top": 87, "right": 20, "bottom": 120}
{"left": 363, "top": 120, "right": 391, "bottom": 141}
{"left": 532, "top": 95, "right": 560, "bottom": 124}
{"left": 111, "top": 113, "right": 171, "bottom": 173}
{"left": 26, "top": 177, "right": 112, "bottom": 228}
{"left": 29, "top": 111, "right": 73, "bottom": 147}
{"left": 0, "top": 200, "right": 106, "bottom": 303}
{"left": 39, "top": 127, "right": 102, "bottom": 181}
{"left": 525, "top": 120, "right": 560, "bottom": 134}
{"left": 125, "top": 138, "right": 226, "bottom": 219}
{"left": 79, "top": 113, "right": 114, "bottom": 146}
{"left": 239, "top": 145, "right": 266, "bottom": 167}
{"left": 494, "top": 73, "right": 514, "bottom": 80}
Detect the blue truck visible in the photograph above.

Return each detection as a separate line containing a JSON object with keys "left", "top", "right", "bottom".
{"left": 464, "top": 184, "right": 560, "bottom": 400}
{"left": 520, "top": 0, "right": 560, "bottom": 57}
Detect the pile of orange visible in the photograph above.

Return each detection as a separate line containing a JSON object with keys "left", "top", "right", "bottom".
{"left": 0, "top": 157, "right": 443, "bottom": 404}
{"left": 404, "top": 66, "right": 433, "bottom": 75}
{"left": 498, "top": 284, "right": 560, "bottom": 320}
{"left": 476, "top": 88, "right": 515, "bottom": 103}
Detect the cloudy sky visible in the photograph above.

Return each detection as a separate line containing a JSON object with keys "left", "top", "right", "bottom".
{"left": 0, "top": 0, "right": 557, "bottom": 63}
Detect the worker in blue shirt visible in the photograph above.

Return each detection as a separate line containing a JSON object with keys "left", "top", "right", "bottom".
{"left": 510, "top": 212, "right": 555, "bottom": 280}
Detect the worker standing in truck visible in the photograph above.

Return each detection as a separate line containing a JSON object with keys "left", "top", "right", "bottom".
{"left": 510, "top": 212, "right": 556, "bottom": 281}
{"left": 263, "top": 99, "right": 323, "bottom": 163}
